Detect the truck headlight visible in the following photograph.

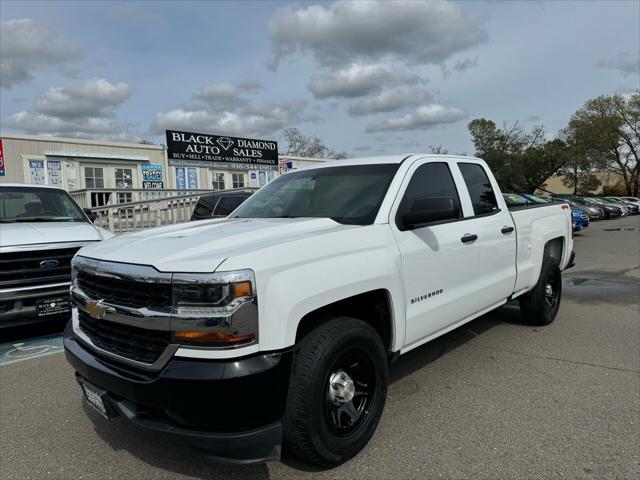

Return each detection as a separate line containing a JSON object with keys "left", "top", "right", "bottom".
{"left": 171, "top": 270, "right": 258, "bottom": 348}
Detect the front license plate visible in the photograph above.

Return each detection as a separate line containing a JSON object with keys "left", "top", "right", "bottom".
{"left": 36, "top": 297, "right": 70, "bottom": 317}
{"left": 81, "top": 384, "right": 110, "bottom": 419}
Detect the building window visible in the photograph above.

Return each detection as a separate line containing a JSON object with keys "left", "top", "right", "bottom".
{"left": 115, "top": 168, "right": 133, "bottom": 189}
{"left": 232, "top": 173, "right": 245, "bottom": 189}
{"left": 212, "top": 172, "right": 225, "bottom": 190}
{"left": 84, "top": 167, "right": 104, "bottom": 189}
{"left": 117, "top": 192, "right": 133, "bottom": 204}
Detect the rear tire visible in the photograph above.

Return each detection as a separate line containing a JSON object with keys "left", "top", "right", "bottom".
{"left": 519, "top": 257, "right": 562, "bottom": 325}
{"left": 283, "top": 316, "right": 388, "bottom": 467}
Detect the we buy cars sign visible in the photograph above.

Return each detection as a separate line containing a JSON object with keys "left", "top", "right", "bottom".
{"left": 0, "top": 138, "right": 5, "bottom": 176}
{"left": 166, "top": 130, "right": 278, "bottom": 171}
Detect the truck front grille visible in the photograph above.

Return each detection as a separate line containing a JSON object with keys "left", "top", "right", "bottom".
{"left": 0, "top": 247, "right": 81, "bottom": 290}
{"left": 78, "top": 310, "right": 170, "bottom": 364}
{"left": 77, "top": 271, "right": 172, "bottom": 310}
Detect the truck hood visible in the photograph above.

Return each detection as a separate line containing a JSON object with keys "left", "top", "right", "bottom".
{"left": 0, "top": 221, "right": 106, "bottom": 247}
{"left": 77, "top": 217, "right": 358, "bottom": 272}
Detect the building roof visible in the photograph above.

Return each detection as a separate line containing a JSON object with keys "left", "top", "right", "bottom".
{"left": 0, "top": 132, "right": 165, "bottom": 150}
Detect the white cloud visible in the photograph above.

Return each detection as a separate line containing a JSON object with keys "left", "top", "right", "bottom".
{"left": 4, "top": 78, "right": 132, "bottom": 138}
{"left": 151, "top": 82, "right": 308, "bottom": 138}
{"left": 307, "top": 63, "right": 419, "bottom": 98}
{"left": 34, "top": 79, "right": 131, "bottom": 119}
{"left": 597, "top": 50, "right": 640, "bottom": 76}
{"left": 4, "top": 111, "right": 129, "bottom": 138}
{"left": 268, "top": 0, "right": 487, "bottom": 69}
{"left": 191, "top": 81, "right": 261, "bottom": 110}
{"left": 0, "top": 19, "right": 80, "bottom": 89}
{"left": 365, "top": 104, "right": 467, "bottom": 132}
{"left": 348, "top": 85, "right": 432, "bottom": 116}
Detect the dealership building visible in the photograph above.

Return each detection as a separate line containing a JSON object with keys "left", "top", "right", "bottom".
{"left": 0, "top": 133, "right": 326, "bottom": 207}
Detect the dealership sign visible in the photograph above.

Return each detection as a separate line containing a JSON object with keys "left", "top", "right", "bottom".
{"left": 166, "top": 130, "right": 278, "bottom": 171}
{"left": 141, "top": 164, "right": 164, "bottom": 189}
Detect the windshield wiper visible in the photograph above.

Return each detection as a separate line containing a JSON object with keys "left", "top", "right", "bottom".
{"left": 0, "top": 219, "right": 17, "bottom": 223}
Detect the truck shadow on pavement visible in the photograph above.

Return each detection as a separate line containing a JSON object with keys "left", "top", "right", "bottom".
{"left": 84, "top": 304, "right": 526, "bottom": 478}
{"left": 82, "top": 402, "right": 272, "bottom": 479}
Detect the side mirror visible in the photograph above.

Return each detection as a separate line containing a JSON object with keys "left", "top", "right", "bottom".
{"left": 399, "top": 197, "right": 460, "bottom": 230}
{"left": 83, "top": 208, "right": 98, "bottom": 223}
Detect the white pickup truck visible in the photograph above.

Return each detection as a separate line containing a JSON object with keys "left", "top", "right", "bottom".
{"left": 0, "top": 184, "right": 112, "bottom": 328}
{"left": 64, "top": 154, "right": 574, "bottom": 466}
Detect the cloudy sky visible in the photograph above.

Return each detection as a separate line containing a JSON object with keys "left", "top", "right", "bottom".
{"left": 1, "top": 0, "right": 638, "bottom": 156}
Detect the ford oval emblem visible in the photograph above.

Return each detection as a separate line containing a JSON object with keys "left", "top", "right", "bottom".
{"left": 40, "top": 259, "right": 60, "bottom": 268}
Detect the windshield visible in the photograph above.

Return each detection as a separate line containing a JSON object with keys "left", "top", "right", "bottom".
{"left": 571, "top": 198, "right": 590, "bottom": 206}
{"left": 0, "top": 186, "right": 87, "bottom": 223}
{"left": 232, "top": 164, "right": 400, "bottom": 225}
{"left": 503, "top": 193, "right": 529, "bottom": 206}
{"left": 522, "top": 194, "right": 550, "bottom": 204}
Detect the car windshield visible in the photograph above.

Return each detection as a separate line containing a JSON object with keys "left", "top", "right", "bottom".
{"left": 503, "top": 193, "right": 529, "bottom": 206}
{"left": 522, "top": 194, "right": 550, "bottom": 203}
{"left": 570, "top": 198, "right": 590, "bottom": 206}
{"left": 0, "top": 186, "right": 87, "bottom": 223}
{"left": 232, "top": 164, "right": 400, "bottom": 225}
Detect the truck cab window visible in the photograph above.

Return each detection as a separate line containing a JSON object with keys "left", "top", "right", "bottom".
{"left": 458, "top": 163, "right": 498, "bottom": 215}
{"left": 396, "top": 162, "right": 462, "bottom": 229}
{"left": 215, "top": 196, "right": 246, "bottom": 216}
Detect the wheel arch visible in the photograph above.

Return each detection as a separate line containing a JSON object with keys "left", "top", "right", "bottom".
{"left": 294, "top": 289, "right": 396, "bottom": 354}
{"left": 543, "top": 236, "right": 565, "bottom": 266}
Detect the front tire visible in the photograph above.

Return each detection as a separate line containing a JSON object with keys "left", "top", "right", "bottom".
{"left": 519, "top": 257, "right": 562, "bottom": 325}
{"left": 283, "top": 316, "right": 388, "bottom": 467}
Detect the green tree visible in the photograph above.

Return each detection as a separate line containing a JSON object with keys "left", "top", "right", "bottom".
{"left": 566, "top": 91, "right": 640, "bottom": 195}
{"left": 467, "top": 119, "right": 569, "bottom": 193}
{"left": 557, "top": 127, "right": 604, "bottom": 195}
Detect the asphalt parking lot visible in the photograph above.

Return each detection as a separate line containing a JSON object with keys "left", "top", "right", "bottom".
{"left": 1, "top": 217, "right": 639, "bottom": 479}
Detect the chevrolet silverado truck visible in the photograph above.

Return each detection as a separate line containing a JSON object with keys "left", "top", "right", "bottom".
{"left": 0, "top": 184, "right": 112, "bottom": 328}
{"left": 64, "top": 155, "right": 574, "bottom": 466}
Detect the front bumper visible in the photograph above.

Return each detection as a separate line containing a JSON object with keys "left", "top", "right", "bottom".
{"left": 64, "top": 322, "right": 292, "bottom": 464}
{"left": 0, "top": 282, "right": 71, "bottom": 328}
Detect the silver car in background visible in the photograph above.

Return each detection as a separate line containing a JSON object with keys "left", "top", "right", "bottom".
{"left": 587, "top": 197, "right": 629, "bottom": 216}
{"left": 602, "top": 197, "right": 639, "bottom": 214}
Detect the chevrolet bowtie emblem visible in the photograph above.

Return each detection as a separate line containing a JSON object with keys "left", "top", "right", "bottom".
{"left": 86, "top": 300, "right": 107, "bottom": 319}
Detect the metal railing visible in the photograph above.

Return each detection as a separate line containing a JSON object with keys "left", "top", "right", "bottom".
{"left": 70, "top": 188, "right": 212, "bottom": 209}
{"left": 88, "top": 193, "right": 203, "bottom": 234}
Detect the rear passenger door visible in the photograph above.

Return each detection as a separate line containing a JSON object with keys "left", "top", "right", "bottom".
{"left": 453, "top": 161, "right": 517, "bottom": 311}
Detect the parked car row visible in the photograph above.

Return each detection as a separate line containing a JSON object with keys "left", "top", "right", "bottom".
{"left": 502, "top": 193, "right": 640, "bottom": 233}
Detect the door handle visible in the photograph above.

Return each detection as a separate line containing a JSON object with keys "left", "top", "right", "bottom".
{"left": 501, "top": 226, "right": 515, "bottom": 234}
{"left": 461, "top": 234, "right": 478, "bottom": 243}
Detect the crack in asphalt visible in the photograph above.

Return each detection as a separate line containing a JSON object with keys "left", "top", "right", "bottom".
{"left": 465, "top": 340, "right": 639, "bottom": 374}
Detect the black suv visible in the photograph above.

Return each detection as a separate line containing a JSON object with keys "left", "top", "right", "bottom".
{"left": 190, "top": 189, "right": 256, "bottom": 221}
